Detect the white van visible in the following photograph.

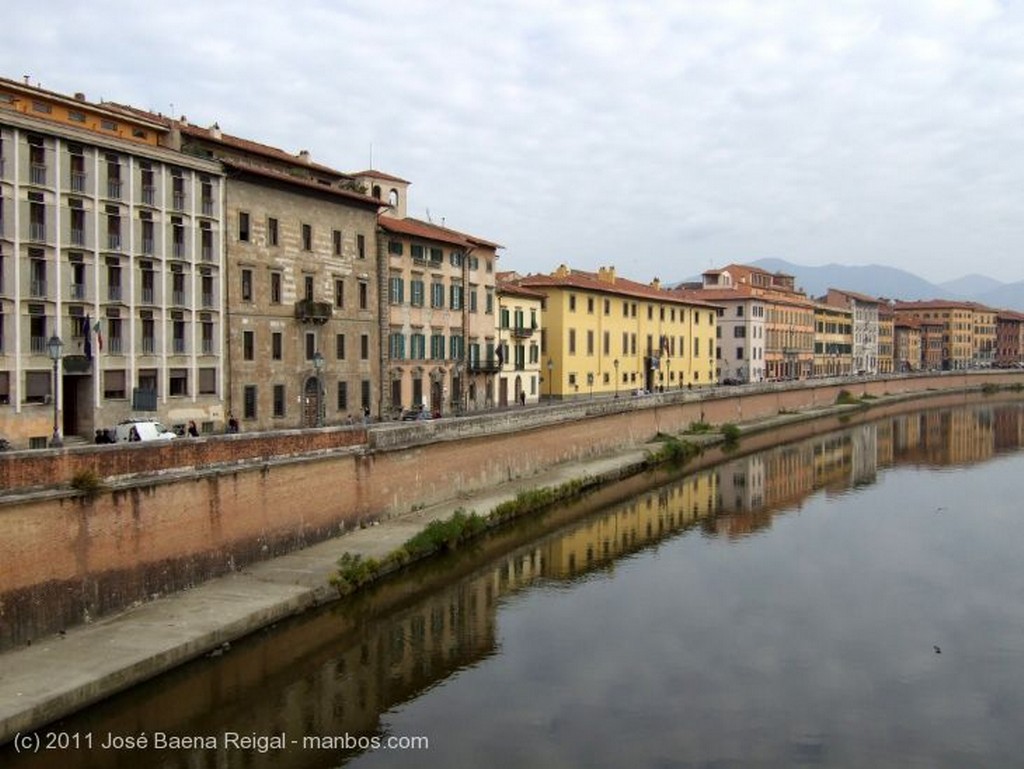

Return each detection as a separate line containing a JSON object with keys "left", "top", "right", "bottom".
{"left": 114, "top": 419, "right": 177, "bottom": 443}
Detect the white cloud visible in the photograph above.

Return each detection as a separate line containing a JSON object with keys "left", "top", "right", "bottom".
{"left": 5, "top": 0, "right": 1024, "bottom": 284}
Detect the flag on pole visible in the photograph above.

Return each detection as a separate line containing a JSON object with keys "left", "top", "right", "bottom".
{"left": 83, "top": 315, "right": 93, "bottom": 360}
{"left": 94, "top": 320, "right": 103, "bottom": 352}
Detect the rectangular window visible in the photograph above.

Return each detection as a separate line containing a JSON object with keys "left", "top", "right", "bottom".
{"left": 568, "top": 329, "right": 576, "bottom": 355}
{"left": 302, "top": 223, "right": 312, "bottom": 251}
{"left": 334, "top": 279, "right": 344, "bottom": 308}
{"left": 272, "top": 332, "right": 283, "bottom": 360}
{"left": 199, "top": 367, "right": 216, "bottom": 395}
{"left": 305, "top": 332, "right": 316, "bottom": 361}
{"left": 243, "top": 385, "right": 257, "bottom": 419}
{"left": 431, "top": 282, "right": 445, "bottom": 308}
{"left": 359, "top": 281, "right": 368, "bottom": 310}
{"left": 410, "top": 279, "right": 425, "bottom": 307}
{"left": 241, "top": 269, "right": 253, "bottom": 301}
{"left": 273, "top": 384, "right": 286, "bottom": 418}
{"left": 268, "top": 217, "right": 278, "bottom": 246}
{"left": 360, "top": 334, "right": 369, "bottom": 360}
{"left": 390, "top": 276, "right": 404, "bottom": 304}
{"left": 389, "top": 332, "right": 406, "bottom": 360}
{"left": 357, "top": 234, "right": 365, "bottom": 259}
{"left": 337, "top": 381, "right": 348, "bottom": 411}
{"left": 388, "top": 240, "right": 403, "bottom": 255}
{"left": 361, "top": 380, "right": 371, "bottom": 411}
{"left": 336, "top": 333, "right": 346, "bottom": 360}
{"left": 238, "top": 212, "right": 250, "bottom": 242}
{"left": 271, "top": 272, "right": 282, "bottom": 304}
{"left": 587, "top": 330, "right": 594, "bottom": 355}
{"left": 243, "top": 330, "right": 254, "bottom": 360}
{"left": 103, "top": 370, "right": 126, "bottom": 399}
{"left": 169, "top": 368, "right": 188, "bottom": 396}
{"left": 333, "top": 229, "right": 342, "bottom": 256}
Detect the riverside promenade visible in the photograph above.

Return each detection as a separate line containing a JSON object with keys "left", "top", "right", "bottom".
{"left": 0, "top": 443, "right": 654, "bottom": 746}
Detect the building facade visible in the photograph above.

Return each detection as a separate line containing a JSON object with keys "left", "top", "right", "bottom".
{"left": 517, "top": 266, "right": 719, "bottom": 399}
{"left": 170, "top": 123, "right": 383, "bottom": 430}
{"left": 496, "top": 274, "right": 545, "bottom": 406}
{"left": 813, "top": 302, "right": 854, "bottom": 377}
{"left": 824, "top": 289, "right": 881, "bottom": 375}
{"left": 1, "top": 78, "right": 225, "bottom": 446}
{"left": 356, "top": 170, "right": 501, "bottom": 417}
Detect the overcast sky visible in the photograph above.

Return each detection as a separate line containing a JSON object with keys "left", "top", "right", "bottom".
{"left": 7, "top": 0, "right": 1024, "bottom": 285}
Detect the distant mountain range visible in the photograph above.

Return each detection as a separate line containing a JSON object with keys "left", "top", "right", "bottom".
{"left": 729, "top": 259, "right": 1024, "bottom": 311}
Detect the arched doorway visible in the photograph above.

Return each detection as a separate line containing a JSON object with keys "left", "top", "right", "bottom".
{"left": 303, "top": 376, "right": 320, "bottom": 427}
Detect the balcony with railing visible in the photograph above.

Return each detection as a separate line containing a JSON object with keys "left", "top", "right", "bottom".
{"left": 172, "top": 242, "right": 186, "bottom": 258}
{"left": 294, "top": 299, "right": 333, "bottom": 325}
{"left": 107, "top": 285, "right": 122, "bottom": 301}
{"left": 142, "top": 238, "right": 154, "bottom": 255}
{"left": 107, "top": 179, "right": 122, "bottom": 199}
{"left": 30, "top": 279, "right": 47, "bottom": 297}
{"left": 172, "top": 193, "right": 186, "bottom": 211}
{"left": 511, "top": 325, "right": 535, "bottom": 339}
{"left": 172, "top": 290, "right": 186, "bottom": 306}
{"left": 201, "top": 292, "right": 214, "bottom": 308}
{"left": 70, "top": 172, "right": 86, "bottom": 192}
{"left": 70, "top": 283, "right": 86, "bottom": 300}
{"left": 30, "top": 164, "right": 46, "bottom": 185}
{"left": 30, "top": 336, "right": 47, "bottom": 354}
{"left": 30, "top": 222, "right": 46, "bottom": 241}
{"left": 142, "top": 186, "right": 156, "bottom": 206}
{"left": 201, "top": 338, "right": 214, "bottom": 355}
{"left": 201, "top": 199, "right": 214, "bottom": 216}
{"left": 141, "top": 337, "right": 156, "bottom": 354}
{"left": 108, "top": 337, "right": 123, "bottom": 354}
{"left": 467, "top": 357, "right": 503, "bottom": 373}
{"left": 70, "top": 228, "right": 86, "bottom": 246}
{"left": 107, "top": 233, "right": 122, "bottom": 251}
{"left": 172, "top": 338, "right": 186, "bottom": 354}
{"left": 141, "top": 287, "right": 155, "bottom": 304}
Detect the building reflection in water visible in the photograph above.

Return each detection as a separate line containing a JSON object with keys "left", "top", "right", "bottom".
{"left": 9, "top": 401, "right": 1024, "bottom": 769}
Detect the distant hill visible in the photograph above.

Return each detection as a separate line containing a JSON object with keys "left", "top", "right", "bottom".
{"left": 975, "top": 281, "right": 1024, "bottom": 311}
{"left": 939, "top": 274, "right": 1004, "bottom": 298}
{"left": 747, "top": 258, "right": 951, "bottom": 301}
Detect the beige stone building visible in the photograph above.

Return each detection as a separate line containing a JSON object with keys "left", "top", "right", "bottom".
{"left": 813, "top": 302, "right": 853, "bottom": 377}
{"left": 354, "top": 170, "right": 500, "bottom": 417}
{"left": 176, "top": 126, "right": 383, "bottom": 429}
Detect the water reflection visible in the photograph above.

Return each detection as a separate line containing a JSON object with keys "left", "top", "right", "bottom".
{"left": 6, "top": 399, "right": 1024, "bottom": 769}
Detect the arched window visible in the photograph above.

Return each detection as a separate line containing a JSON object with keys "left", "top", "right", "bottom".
{"left": 388, "top": 189, "right": 399, "bottom": 207}
{"left": 372, "top": 185, "right": 381, "bottom": 199}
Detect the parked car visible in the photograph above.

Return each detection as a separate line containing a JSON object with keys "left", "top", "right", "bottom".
{"left": 113, "top": 419, "right": 177, "bottom": 443}
{"left": 400, "top": 406, "right": 433, "bottom": 421}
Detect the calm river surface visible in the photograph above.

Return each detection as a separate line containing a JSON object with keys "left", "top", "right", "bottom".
{"left": 6, "top": 400, "right": 1024, "bottom": 769}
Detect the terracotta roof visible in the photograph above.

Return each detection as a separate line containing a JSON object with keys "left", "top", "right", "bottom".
{"left": 352, "top": 169, "right": 411, "bottom": 184}
{"left": 378, "top": 215, "right": 501, "bottom": 251}
{"left": 0, "top": 79, "right": 168, "bottom": 130}
{"left": 221, "top": 159, "right": 382, "bottom": 207}
{"left": 517, "top": 268, "right": 722, "bottom": 309}
{"left": 893, "top": 299, "right": 975, "bottom": 311}
{"left": 826, "top": 288, "right": 885, "bottom": 305}
{"left": 497, "top": 279, "right": 546, "bottom": 300}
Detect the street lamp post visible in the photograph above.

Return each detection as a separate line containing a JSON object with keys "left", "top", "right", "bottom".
{"left": 47, "top": 334, "right": 64, "bottom": 447}
{"left": 547, "top": 358, "right": 554, "bottom": 401}
{"left": 587, "top": 372, "right": 594, "bottom": 399}
{"left": 312, "top": 351, "right": 325, "bottom": 427}
{"left": 613, "top": 358, "right": 619, "bottom": 398}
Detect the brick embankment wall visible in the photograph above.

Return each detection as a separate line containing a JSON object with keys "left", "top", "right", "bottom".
{"left": 1, "top": 372, "right": 1021, "bottom": 649}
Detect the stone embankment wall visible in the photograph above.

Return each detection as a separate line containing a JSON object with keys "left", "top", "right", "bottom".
{"left": 1, "top": 372, "right": 1021, "bottom": 649}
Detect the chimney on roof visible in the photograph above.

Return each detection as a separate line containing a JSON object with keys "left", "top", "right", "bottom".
{"left": 74, "top": 92, "right": 86, "bottom": 102}
{"left": 650, "top": 277, "right": 661, "bottom": 290}
{"left": 179, "top": 115, "right": 188, "bottom": 126}
{"left": 554, "top": 264, "right": 570, "bottom": 279}
{"left": 597, "top": 266, "right": 616, "bottom": 284}
{"left": 297, "top": 149, "right": 311, "bottom": 164}
{"left": 210, "top": 122, "right": 221, "bottom": 140}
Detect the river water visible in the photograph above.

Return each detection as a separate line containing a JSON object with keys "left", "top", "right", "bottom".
{"left": 5, "top": 400, "right": 1024, "bottom": 768}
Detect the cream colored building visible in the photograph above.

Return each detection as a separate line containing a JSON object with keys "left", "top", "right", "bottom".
{"left": 496, "top": 274, "right": 544, "bottom": 406}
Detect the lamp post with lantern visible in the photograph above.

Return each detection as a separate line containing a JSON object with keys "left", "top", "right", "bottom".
{"left": 47, "top": 334, "right": 64, "bottom": 447}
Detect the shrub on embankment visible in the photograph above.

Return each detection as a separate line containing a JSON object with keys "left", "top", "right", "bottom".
{"left": 332, "top": 479, "right": 590, "bottom": 596}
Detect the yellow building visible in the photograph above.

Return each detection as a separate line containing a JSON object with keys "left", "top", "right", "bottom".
{"left": 516, "top": 266, "right": 718, "bottom": 399}
{"left": 894, "top": 319, "right": 922, "bottom": 372}
{"left": 813, "top": 302, "right": 853, "bottom": 377}
{"left": 878, "top": 302, "right": 895, "bottom": 374}
{"left": 968, "top": 302, "right": 996, "bottom": 366}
